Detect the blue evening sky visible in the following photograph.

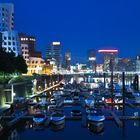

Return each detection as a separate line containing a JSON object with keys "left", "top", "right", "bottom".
{"left": 1, "top": 0, "right": 140, "bottom": 63}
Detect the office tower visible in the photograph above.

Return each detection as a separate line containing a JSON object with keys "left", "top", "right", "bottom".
{"left": 0, "top": 3, "right": 14, "bottom": 32}
{"left": 136, "top": 55, "right": 140, "bottom": 72}
{"left": 46, "top": 42, "right": 61, "bottom": 67}
{"left": 117, "top": 58, "right": 136, "bottom": 72}
{"left": 87, "top": 49, "right": 96, "bottom": 72}
{"left": 64, "top": 52, "right": 71, "bottom": 70}
{"left": 0, "top": 3, "right": 21, "bottom": 56}
{"left": 19, "top": 33, "right": 38, "bottom": 64}
{"left": 98, "top": 49, "right": 118, "bottom": 72}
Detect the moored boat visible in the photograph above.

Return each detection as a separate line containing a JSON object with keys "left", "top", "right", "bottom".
{"left": 33, "top": 113, "right": 47, "bottom": 125}
{"left": 87, "top": 109, "right": 105, "bottom": 122}
{"left": 50, "top": 113, "right": 65, "bottom": 125}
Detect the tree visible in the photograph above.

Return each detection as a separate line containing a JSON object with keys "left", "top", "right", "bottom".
{"left": 15, "top": 55, "right": 27, "bottom": 74}
{"left": 0, "top": 48, "right": 27, "bottom": 74}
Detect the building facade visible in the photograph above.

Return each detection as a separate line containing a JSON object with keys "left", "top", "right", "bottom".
{"left": 64, "top": 52, "right": 71, "bottom": 70}
{"left": 98, "top": 49, "right": 118, "bottom": 72}
{"left": 136, "top": 55, "right": 140, "bottom": 72}
{"left": 117, "top": 58, "right": 136, "bottom": 72}
{"left": 0, "top": 3, "right": 14, "bottom": 32}
{"left": 0, "top": 3, "right": 21, "bottom": 56}
{"left": 87, "top": 49, "right": 96, "bottom": 72}
{"left": 46, "top": 42, "right": 61, "bottom": 67}
{"left": 2, "top": 31, "right": 21, "bottom": 56}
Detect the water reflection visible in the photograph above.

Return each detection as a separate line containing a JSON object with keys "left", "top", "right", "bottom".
{"left": 88, "top": 122, "right": 104, "bottom": 135}
{"left": 50, "top": 123, "right": 65, "bottom": 132}
{"left": 8, "top": 129, "right": 19, "bottom": 140}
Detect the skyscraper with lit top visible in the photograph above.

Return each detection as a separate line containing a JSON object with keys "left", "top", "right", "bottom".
{"left": 98, "top": 49, "right": 118, "bottom": 72}
{"left": 46, "top": 42, "right": 61, "bottom": 67}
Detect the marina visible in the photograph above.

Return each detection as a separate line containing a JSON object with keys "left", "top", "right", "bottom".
{"left": 1, "top": 75, "right": 140, "bottom": 140}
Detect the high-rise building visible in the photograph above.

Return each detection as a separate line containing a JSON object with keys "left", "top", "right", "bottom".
{"left": 46, "top": 42, "right": 61, "bottom": 67}
{"left": 0, "top": 3, "right": 21, "bottom": 56}
{"left": 87, "top": 49, "right": 96, "bottom": 72}
{"left": 19, "top": 33, "right": 36, "bottom": 54}
{"left": 136, "top": 55, "right": 140, "bottom": 72}
{"left": 64, "top": 52, "right": 71, "bottom": 70}
{"left": 0, "top": 3, "right": 14, "bottom": 32}
{"left": 98, "top": 49, "right": 118, "bottom": 72}
{"left": 117, "top": 58, "right": 136, "bottom": 72}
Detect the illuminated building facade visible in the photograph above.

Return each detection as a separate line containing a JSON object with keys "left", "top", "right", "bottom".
{"left": 98, "top": 49, "right": 118, "bottom": 72}
{"left": 117, "top": 58, "right": 136, "bottom": 72}
{"left": 2, "top": 31, "right": 21, "bottom": 56}
{"left": 87, "top": 49, "right": 96, "bottom": 72}
{"left": 46, "top": 42, "right": 61, "bottom": 67}
{"left": 0, "top": 3, "right": 21, "bottom": 56}
{"left": 136, "top": 55, "right": 140, "bottom": 72}
{"left": 64, "top": 52, "right": 71, "bottom": 70}
{"left": 0, "top": 3, "right": 14, "bottom": 32}
{"left": 19, "top": 33, "right": 44, "bottom": 75}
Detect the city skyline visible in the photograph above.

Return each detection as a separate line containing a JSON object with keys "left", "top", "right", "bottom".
{"left": 1, "top": 0, "right": 140, "bottom": 63}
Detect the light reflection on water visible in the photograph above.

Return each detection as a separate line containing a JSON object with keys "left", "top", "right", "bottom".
{"left": 1, "top": 119, "right": 140, "bottom": 140}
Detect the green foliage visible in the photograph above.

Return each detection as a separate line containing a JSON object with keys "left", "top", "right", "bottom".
{"left": 9, "top": 76, "right": 24, "bottom": 83}
{"left": 0, "top": 47, "right": 27, "bottom": 74}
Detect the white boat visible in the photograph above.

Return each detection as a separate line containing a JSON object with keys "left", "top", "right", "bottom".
{"left": 33, "top": 114, "right": 47, "bottom": 125}
{"left": 87, "top": 109, "right": 105, "bottom": 122}
{"left": 63, "top": 97, "right": 74, "bottom": 104}
{"left": 50, "top": 113, "right": 65, "bottom": 125}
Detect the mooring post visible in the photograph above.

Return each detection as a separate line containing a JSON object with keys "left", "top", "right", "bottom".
{"left": 103, "top": 73, "right": 106, "bottom": 89}
{"left": 122, "top": 72, "right": 125, "bottom": 116}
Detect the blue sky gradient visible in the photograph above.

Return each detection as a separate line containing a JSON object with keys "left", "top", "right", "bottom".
{"left": 2, "top": 0, "right": 140, "bottom": 63}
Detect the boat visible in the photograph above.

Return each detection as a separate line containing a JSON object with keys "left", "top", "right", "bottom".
{"left": 50, "top": 112, "right": 65, "bottom": 125}
{"left": 88, "top": 122, "right": 104, "bottom": 135}
{"left": 71, "top": 110, "right": 82, "bottom": 117}
{"left": 33, "top": 113, "right": 47, "bottom": 125}
{"left": 87, "top": 109, "right": 105, "bottom": 122}
{"left": 63, "top": 97, "right": 74, "bottom": 104}
{"left": 13, "top": 97, "right": 27, "bottom": 111}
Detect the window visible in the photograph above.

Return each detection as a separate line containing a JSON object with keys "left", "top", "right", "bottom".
{"left": 13, "top": 42, "right": 15, "bottom": 45}
{"left": 8, "top": 36, "right": 11, "bottom": 40}
{"left": 8, "top": 42, "right": 11, "bottom": 45}
{"left": 13, "top": 47, "right": 15, "bottom": 51}
{"left": 4, "top": 36, "right": 7, "bottom": 40}
{"left": 12, "top": 37, "right": 15, "bottom": 40}
{"left": 8, "top": 47, "right": 11, "bottom": 51}
{"left": 4, "top": 42, "right": 7, "bottom": 45}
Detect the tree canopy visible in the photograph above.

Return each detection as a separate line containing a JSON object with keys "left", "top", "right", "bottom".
{"left": 0, "top": 47, "right": 27, "bottom": 74}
